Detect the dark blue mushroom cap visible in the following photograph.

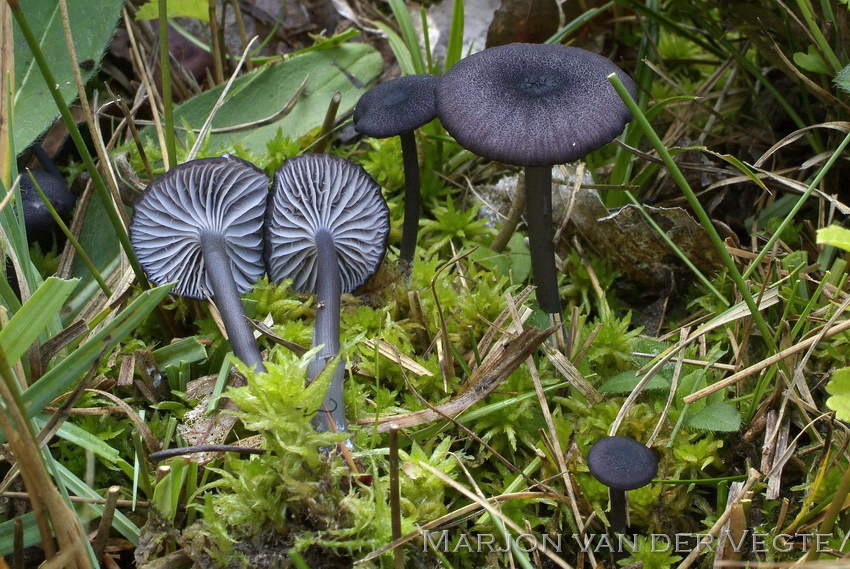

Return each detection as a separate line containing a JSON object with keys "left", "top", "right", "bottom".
{"left": 265, "top": 154, "right": 390, "bottom": 294}
{"left": 436, "top": 43, "right": 637, "bottom": 167}
{"left": 587, "top": 436, "right": 657, "bottom": 491}
{"left": 354, "top": 74, "right": 439, "bottom": 138}
{"left": 20, "top": 169, "right": 76, "bottom": 242}
{"left": 129, "top": 155, "right": 268, "bottom": 299}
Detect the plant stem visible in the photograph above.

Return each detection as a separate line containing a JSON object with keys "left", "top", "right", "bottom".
{"left": 200, "top": 233, "right": 264, "bottom": 372}
{"left": 608, "top": 73, "right": 777, "bottom": 352}
{"left": 524, "top": 165, "right": 562, "bottom": 317}
{"left": 158, "top": 0, "right": 177, "bottom": 170}
{"left": 399, "top": 130, "right": 421, "bottom": 266}
{"left": 308, "top": 228, "right": 346, "bottom": 434}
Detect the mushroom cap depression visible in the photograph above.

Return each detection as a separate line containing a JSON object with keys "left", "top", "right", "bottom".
{"left": 354, "top": 74, "right": 439, "bottom": 138}
{"left": 129, "top": 155, "right": 268, "bottom": 299}
{"left": 265, "top": 154, "right": 390, "bottom": 293}
{"left": 436, "top": 43, "right": 637, "bottom": 167}
{"left": 587, "top": 436, "right": 658, "bottom": 491}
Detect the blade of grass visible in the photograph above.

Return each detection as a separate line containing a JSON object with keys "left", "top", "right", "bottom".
{"left": 0, "top": 344, "right": 91, "bottom": 568}
{"left": 742, "top": 130, "right": 850, "bottom": 280}
{"left": 0, "top": 276, "right": 78, "bottom": 366}
{"left": 18, "top": 282, "right": 174, "bottom": 422}
{"left": 159, "top": 0, "right": 176, "bottom": 169}
{"left": 608, "top": 72, "right": 777, "bottom": 353}
{"left": 442, "top": 0, "right": 464, "bottom": 72}
{"left": 387, "top": 0, "right": 425, "bottom": 75}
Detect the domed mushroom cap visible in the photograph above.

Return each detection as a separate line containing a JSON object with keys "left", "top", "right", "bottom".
{"left": 265, "top": 154, "right": 390, "bottom": 294}
{"left": 354, "top": 74, "right": 439, "bottom": 138}
{"left": 129, "top": 155, "right": 268, "bottom": 299}
{"left": 587, "top": 436, "right": 657, "bottom": 491}
{"left": 21, "top": 169, "right": 76, "bottom": 240}
{"left": 436, "top": 43, "right": 637, "bottom": 167}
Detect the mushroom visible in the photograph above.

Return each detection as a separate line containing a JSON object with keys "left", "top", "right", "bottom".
{"left": 353, "top": 74, "right": 438, "bottom": 267}
{"left": 21, "top": 143, "right": 76, "bottom": 246}
{"left": 265, "top": 153, "right": 390, "bottom": 434}
{"left": 587, "top": 435, "right": 657, "bottom": 534}
{"left": 129, "top": 155, "right": 268, "bottom": 371}
{"left": 436, "top": 43, "right": 636, "bottom": 326}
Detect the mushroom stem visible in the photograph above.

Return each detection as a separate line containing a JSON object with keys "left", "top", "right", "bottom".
{"left": 308, "top": 228, "right": 346, "bottom": 434}
{"left": 524, "top": 165, "right": 562, "bottom": 317}
{"left": 399, "top": 130, "right": 421, "bottom": 267}
{"left": 200, "top": 232, "right": 265, "bottom": 372}
{"left": 608, "top": 488, "right": 627, "bottom": 535}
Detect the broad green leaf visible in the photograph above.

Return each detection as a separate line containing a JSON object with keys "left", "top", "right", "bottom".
{"left": 20, "top": 283, "right": 174, "bottom": 420}
{"left": 156, "top": 43, "right": 382, "bottom": 155}
{"left": 793, "top": 45, "right": 830, "bottom": 75}
{"left": 598, "top": 370, "right": 670, "bottom": 393}
{"left": 684, "top": 402, "right": 741, "bottom": 432}
{"left": 0, "top": 276, "right": 78, "bottom": 363}
{"left": 136, "top": 0, "right": 209, "bottom": 21}
{"left": 817, "top": 225, "right": 850, "bottom": 252}
{"left": 12, "top": 0, "right": 123, "bottom": 151}
{"left": 825, "top": 367, "right": 850, "bottom": 422}
{"left": 33, "top": 416, "right": 122, "bottom": 466}
{"left": 152, "top": 336, "right": 207, "bottom": 369}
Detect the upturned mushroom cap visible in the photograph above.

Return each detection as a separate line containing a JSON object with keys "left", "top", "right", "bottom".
{"left": 354, "top": 74, "right": 439, "bottom": 138}
{"left": 436, "top": 43, "right": 637, "bottom": 166}
{"left": 129, "top": 155, "right": 268, "bottom": 299}
{"left": 587, "top": 436, "right": 657, "bottom": 491}
{"left": 265, "top": 154, "right": 390, "bottom": 293}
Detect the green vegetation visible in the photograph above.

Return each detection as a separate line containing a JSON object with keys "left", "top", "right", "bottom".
{"left": 2, "top": 0, "right": 850, "bottom": 568}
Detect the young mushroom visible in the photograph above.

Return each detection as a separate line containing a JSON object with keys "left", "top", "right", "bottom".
{"left": 587, "top": 435, "right": 658, "bottom": 535}
{"left": 436, "top": 43, "right": 636, "bottom": 329}
{"left": 129, "top": 155, "right": 269, "bottom": 372}
{"left": 265, "top": 153, "right": 390, "bottom": 435}
{"left": 353, "top": 74, "right": 438, "bottom": 267}
{"left": 21, "top": 143, "right": 77, "bottom": 247}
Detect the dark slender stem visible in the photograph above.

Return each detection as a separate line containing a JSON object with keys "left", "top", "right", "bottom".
{"left": 200, "top": 233, "right": 265, "bottom": 372}
{"left": 308, "top": 228, "right": 346, "bottom": 434}
{"left": 389, "top": 425, "right": 403, "bottom": 569}
{"left": 609, "top": 488, "right": 627, "bottom": 535}
{"left": 524, "top": 165, "right": 562, "bottom": 316}
{"left": 30, "top": 144, "right": 61, "bottom": 178}
{"left": 399, "top": 130, "right": 421, "bottom": 266}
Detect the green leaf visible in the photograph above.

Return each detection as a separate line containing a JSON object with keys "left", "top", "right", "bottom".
{"left": 825, "top": 367, "right": 850, "bottom": 422}
{"left": 793, "top": 45, "right": 830, "bottom": 75}
{"left": 817, "top": 225, "right": 850, "bottom": 252}
{"left": 157, "top": 43, "right": 382, "bottom": 155}
{"left": 684, "top": 402, "right": 741, "bottom": 432}
{"left": 136, "top": 0, "right": 209, "bottom": 21}
{"left": 152, "top": 336, "right": 207, "bottom": 369}
{"left": 0, "top": 276, "right": 78, "bottom": 364}
{"left": 0, "top": 512, "right": 41, "bottom": 555}
{"left": 506, "top": 232, "right": 531, "bottom": 284}
{"left": 19, "top": 283, "right": 174, "bottom": 421}
{"left": 598, "top": 370, "right": 670, "bottom": 393}
{"left": 12, "top": 0, "right": 123, "bottom": 151}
